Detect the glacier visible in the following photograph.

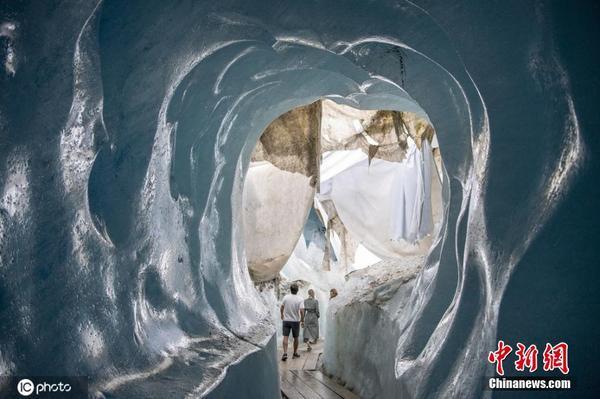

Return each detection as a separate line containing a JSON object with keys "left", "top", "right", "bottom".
{"left": 0, "top": 0, "right": 598, "bottom": 398}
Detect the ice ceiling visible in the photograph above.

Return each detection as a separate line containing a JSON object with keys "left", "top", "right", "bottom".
{"left": 0, "top": 0, "right": 592, "bottom": 398}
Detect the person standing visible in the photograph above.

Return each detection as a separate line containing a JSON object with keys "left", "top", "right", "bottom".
{"left": 303, "top": 289, "right": 320, "bottom": 351}
{"left": 329, "top": 288, "right": 338, "bottom": 299}
{"left": 280, "top": 283, "right": 305, "bottom": 361}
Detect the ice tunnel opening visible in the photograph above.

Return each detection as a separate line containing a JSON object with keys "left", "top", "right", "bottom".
{"left": 240, "top": 98, "right": 447, "bottom": 378}
{"left": 64, "top": 20, "right": 480, "bottom": 397}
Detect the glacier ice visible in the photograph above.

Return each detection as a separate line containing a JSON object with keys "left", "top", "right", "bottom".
{"left": 0, "top": 0, "right": 596, "bottom": 398}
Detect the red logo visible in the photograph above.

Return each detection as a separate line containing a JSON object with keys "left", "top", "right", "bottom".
{"left": 543, "top": 342, "right": 569, "bottom": 375}
{"left": 488, "top": 340, "right": 512, "bottom": 376}
{"left": 488, "top": 341, "right": 569, "bottom": 375}
{"left": 515, "top": 343, "right": 539, "bottom": 372}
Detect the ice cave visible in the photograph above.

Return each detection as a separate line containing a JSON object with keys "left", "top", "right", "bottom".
{"left": 0, "top": 1, "right": 598, "bottom": 398}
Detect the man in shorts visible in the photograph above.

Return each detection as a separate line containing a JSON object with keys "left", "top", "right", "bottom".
{"left": 280, "top": 283, "right": 305, "bottom": 361}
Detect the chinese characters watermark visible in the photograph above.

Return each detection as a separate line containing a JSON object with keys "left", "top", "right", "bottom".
{"left": 488, "top": 341, "right": 569, "bottom": 376}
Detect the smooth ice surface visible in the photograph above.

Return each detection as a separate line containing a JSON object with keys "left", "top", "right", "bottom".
{"left": 0, "top": 1, "right": 597, "bottom": 398}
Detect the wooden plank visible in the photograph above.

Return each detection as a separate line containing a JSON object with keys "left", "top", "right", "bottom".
{"left": 281, "top": 380, "right": 302, "bottom": 399}
{"left": 316, "top": 353, "right": 323, "bottom": 371}
{"left": 303, "top": 350, "right": 320, "bottom": 371}
{"left": 307, "top": 371, "right": 361, "bottom": 399}
{"left": 288, "top": 351, "right": 308, "bottom": 370}
{"left": 299, "top": 352, "right": 309, "bottom": 370}
{"left": 284, "top": 369, "right": 323, "bottom": 399}
{"left": 280, "top": 373, "right": 306, "bottom": 399}
{"left": 292, "top": 370, "right": 343, "bottom": 399}
{"left": 279, "top": 352, "right": 305, "bottom": 373}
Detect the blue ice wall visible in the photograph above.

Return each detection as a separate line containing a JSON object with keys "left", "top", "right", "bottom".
{"left": 0, "top": 0, "right": 597, "bottom": 398}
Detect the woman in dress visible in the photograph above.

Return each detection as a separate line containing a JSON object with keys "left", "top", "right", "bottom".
{"left": 302, "top": 289, "right": 320, "bottom": 351}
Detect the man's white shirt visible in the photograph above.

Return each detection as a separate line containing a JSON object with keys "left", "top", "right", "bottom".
{"left": 281, "top": 294, "right": 305, "bottom": 322}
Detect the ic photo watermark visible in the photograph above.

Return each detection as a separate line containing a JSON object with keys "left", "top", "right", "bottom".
{"left": 0, "top": 376, "right": 87, "bottom": 398}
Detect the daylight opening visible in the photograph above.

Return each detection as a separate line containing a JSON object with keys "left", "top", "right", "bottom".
{"left": 241, "top": 99, "right": 444, "bottom": 378}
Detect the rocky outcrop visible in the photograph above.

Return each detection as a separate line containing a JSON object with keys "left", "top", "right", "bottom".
{"left": 243, "top": 102, "right": 322, "bottom": 282}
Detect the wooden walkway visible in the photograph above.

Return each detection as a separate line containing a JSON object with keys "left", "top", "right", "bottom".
{"left": 279, "top": 341, "right": 360, "bottom": 399}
